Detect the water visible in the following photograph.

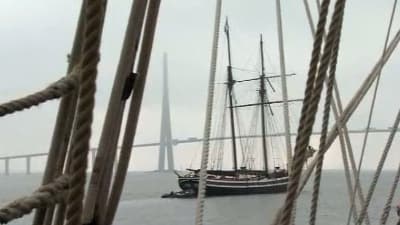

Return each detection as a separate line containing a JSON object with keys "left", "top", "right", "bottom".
{"left": 1, "top": 171, "right": 399, "bottom": 225}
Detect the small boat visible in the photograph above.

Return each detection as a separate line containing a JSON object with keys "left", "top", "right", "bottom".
{"left": 161, "top": 189, "right": 196, "bottom": 198}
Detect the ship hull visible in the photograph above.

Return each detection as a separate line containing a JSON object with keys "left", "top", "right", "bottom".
{"left": 177, "top": 171, "right": 288, "bottom": 196}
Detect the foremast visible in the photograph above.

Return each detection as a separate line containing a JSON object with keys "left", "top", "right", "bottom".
{"left": 224, "top": 18, "right": 239, "bottom": 172}
{"left": 259, "top": 34, "right": 269, "bottom": 174}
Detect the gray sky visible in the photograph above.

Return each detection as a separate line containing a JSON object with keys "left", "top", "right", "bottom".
{"left": 0, "top": 1, "right": 399, "bottom": 172}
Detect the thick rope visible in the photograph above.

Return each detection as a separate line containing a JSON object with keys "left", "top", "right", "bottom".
{"left": 346, "top": 1, "right": 397, "bottom": 224}
{"left": 195, "top": 1, "right": 222, "bottom": 225}
{"left": 34, "top": 2, "right": 87, "bottom": 225}
{"left": 355, "top": 108, "right": 400, "bottom": 225}
{"left": 0, "top": 73, "right": 78, "bottom": 117}
{"left": 301, "top": 2, "right": 370, "bottom": 224}
{"left": 278, "top": 0, "right": 348, "bottom": 224}
{"left": 275, "top": 0, "right": 331, "bottom": 222}
{"left": 380, "top": 160, "right": 400, "bottom": 225}
{"left": 308, "top": 7, "right": 344, "bottom": 224}
{"left": 65, "top": 0, "right": 104, "bottom": 225}
{"left": 0, "top": 175, "right": 69, "bottom": 224}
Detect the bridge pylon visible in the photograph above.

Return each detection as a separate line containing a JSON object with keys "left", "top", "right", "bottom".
{"left": 158, "top": 53, "right": 174, "bottom": 171}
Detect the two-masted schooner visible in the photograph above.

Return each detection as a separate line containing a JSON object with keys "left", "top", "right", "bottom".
{"left": 165, "top": 20, "right": 305, "bottom": 197}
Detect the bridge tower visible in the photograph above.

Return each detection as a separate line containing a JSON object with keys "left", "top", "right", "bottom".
{"left": 158, "top": 53, "right": 174, "bottom": 171}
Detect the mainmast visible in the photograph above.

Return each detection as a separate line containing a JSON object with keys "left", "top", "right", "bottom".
{"left": 259, "top": 34, "right": 269, "bottom": 174}
{"left": 224, "top": 18, "right": 238, "bottom": 171}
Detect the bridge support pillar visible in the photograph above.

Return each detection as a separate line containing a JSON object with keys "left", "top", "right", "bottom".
{"left": 158, "top": 53, "right": 174, "bottom": 172}
{"left": 5, "top": 158, "right": 9, "bottom": 175}
{"left": 26, "top": 157, "right": 31, "bottom": 175}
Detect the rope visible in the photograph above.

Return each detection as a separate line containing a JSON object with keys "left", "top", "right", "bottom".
{"left": 0, "top": 175, "right": 69, "bottom": 224}
{"left": 346, "top": 1, "right": 397, "bottom": 223}
{"left": 355, "top": 108, "right": 400, "bottom": 225}
{"left": 302, "top": 2, "right": 371, "bottom": 224}
{"left": 308, "top": 5, "right": 344, "bottom": 224}
{"left": 65, "top": 0, "right": 104, "bottom": 224}
{"left": 33, "top": 1, "right": 87, "bottom": 225}
{"left": 195, "top": 1, "right": 222, "bottom": 225}
{"left": 379, "top": 160, "right": 400, "bottom": 225}
{"left": 337, "top": 126, "right": 358, "bottom": 224}
{"left": 0, "top": 72, "right": 79, "bottom": 117}
{"left": 296, "top": 27, "right": 400, "bottom": 201}
{"left": 277, "top": 0, "right": 348, "bottom": 224}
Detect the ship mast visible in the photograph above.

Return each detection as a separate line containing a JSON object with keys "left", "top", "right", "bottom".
{"left": 224, "top": 18, "right": 238, "bottom": 172}
{"left": 259, "top": 34, "right": 269, "bottom": 174}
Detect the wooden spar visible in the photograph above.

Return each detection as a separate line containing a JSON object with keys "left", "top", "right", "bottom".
{"left": 275, "top": 0, "right": 292, "bottom": 173}
{"left": 224, "top": 19, "right": 238, "bottom": 171}
{"left": 233, "top": 98, "right": 303, "bottom": 108}
{"left": 82, "top": 0, "right": 148, "bottom": 224}
{"left": 102, "top": 1, "right": 161, "bottom": 224}
{"left": 259, "top": 34, "right": 269, "bottom": 173}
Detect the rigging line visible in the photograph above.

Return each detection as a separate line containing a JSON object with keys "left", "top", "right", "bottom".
{"left": 304, "top": 1, "right": 362, "bottom": 224}
{"left": 309, "top": 13, "right": 341, "bottom": 224}
{"left": 242, "top": 100, "right": 259, "bottom": 168}
{"left": 211, "top": 86, "right": 228, "bottom": 170}
{"left": 217, "top": 91, "right": 229, "bottom": 170}
{"left": 209, "top": 83, "right": 226, "bottom": 169}
{"left": 195, "top": 1, "right": 222, "bottom": 225}
{"left": 248, "top": 106, "right": 260, "bottom": 168}
{"left": 277, "top": 0, "right": 346, "bottom": 224}
{"left": 346, "top": 1, "right": 398, "bottom": 224}
{"left": 355, "top": 107, "right": 400, "bottom": 225}
{"left": 231, "top": 66, "right": 260, "bottom": 74}
{"left": 233, "top": 93, "right": 248, "bottom": 162}
{"left": 303, "top": 0, "right": 371, "bottom": 224}
{"left": 379, "top": 157, "right": 400, "bottom": 225}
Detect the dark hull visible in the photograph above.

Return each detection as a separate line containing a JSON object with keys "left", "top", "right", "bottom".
{"left": 178, "top": 171, "right": 288, "bottom": 196}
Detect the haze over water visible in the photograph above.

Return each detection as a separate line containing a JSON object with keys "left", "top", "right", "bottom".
{"left": 1, "top": 170, "right": 399, "bottom": 225}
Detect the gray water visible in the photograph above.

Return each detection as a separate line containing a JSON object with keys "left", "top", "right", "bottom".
{"left": 1, "top": 171, "right": 399, "bottom": 225}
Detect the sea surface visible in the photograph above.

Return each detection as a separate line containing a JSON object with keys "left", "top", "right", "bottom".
{"left": 1, "top": 171, "right": 399, "bottom": 225}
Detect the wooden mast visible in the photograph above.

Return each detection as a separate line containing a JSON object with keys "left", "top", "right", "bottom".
{"left": 275, "top": 0, "right": 292, "bottom": 173}
{"left": 224, "top": 18, "right": 238, "bottom": 172}
{"left": 259, "top": 34, "right": 269, "bottom": 174}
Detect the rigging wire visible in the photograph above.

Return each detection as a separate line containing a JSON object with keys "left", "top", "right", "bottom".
{"left": 232, "top": 93, "right": 248, "bottom": 165}
{"left": 345, "top": 1, "right": 398, "bottom": 224}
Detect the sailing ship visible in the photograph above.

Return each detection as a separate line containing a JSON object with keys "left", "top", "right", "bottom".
{"left": 167, "top": 19, "right": 305, "bottom": 197}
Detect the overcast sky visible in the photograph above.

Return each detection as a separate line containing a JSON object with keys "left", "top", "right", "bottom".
{"left": 0, "top": 1, "right": 399, "bottom": 172}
